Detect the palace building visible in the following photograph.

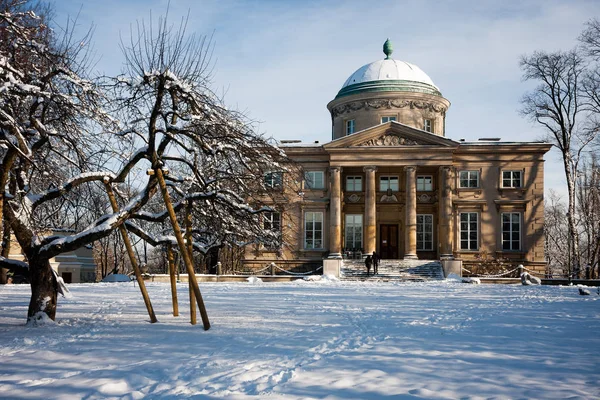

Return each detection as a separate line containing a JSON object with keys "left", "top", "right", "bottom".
{"left": 244, "top": 40, "right": 551, "bottom": 276}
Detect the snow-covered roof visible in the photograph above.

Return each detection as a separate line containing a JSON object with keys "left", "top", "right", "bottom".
{"left": 341, "top": 59, "right": 438, "bottom": 91}
{"left": 335, "top": 39, "right": 441, "bottom": 99}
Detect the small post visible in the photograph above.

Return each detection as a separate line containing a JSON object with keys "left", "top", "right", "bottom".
{"left": 216, "top": 261, "right": 222, "bottom": 276}
{"left": 155, "top": 166, "right": 210, "bottom": 330}
{"left": 270, "top": 262, "right": 276, "bottom": 276}
{"left": 586, "top": 264, "right": 591, "bottom": 280}
{"left": 167, "top": 243, "right": 179, "bottom": 317}
{"left": 104, "top": 180, "right": 157, "bottom": 323}
{"left": 518, "top": 264, "right": 524, "bottom": 277}
{"left": 185, "top": 201, "right": 197, "bottom": 325}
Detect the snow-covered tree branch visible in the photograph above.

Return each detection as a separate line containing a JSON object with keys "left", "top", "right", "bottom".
{"left": 1, "top": 2, "right": 294, "bottom": 323}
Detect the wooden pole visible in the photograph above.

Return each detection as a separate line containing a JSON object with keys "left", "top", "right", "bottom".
{"left": 104, "top": 181, "right": 158, "bottom": 323}
{"left": 185, "top": 201, "right": 197, "bottom": 325}
{"left": 167, "top": 243, "right": 179, "bottom": 317}
{"left": 155, "top": 167, "right": 210, "bottom": 330}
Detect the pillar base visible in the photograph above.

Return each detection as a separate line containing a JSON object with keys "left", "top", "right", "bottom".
{"left": 403, "top": 254, "right": 418, "bottom": 260}
{"left": 440, "top": 254, "right": 454, "bottom": 260}
{"left": 323, "top": 259, "right": 342, "bottom": 277}
{"left": 328, "top": 253, "right": 342, "bottom": 259}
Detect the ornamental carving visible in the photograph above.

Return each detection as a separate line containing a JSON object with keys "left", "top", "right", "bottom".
{"left": 380, "top": 194, "right": 398, "bottom": 203}
{"left": 332, "top": 99, "right": 447, "bottom": 117}
{"left": 346, "top": 194, "right": 361, "bottom": 203}
{"left": 417, "top": 193, "right": 438, "bottom": 203}
{"left": 358, "top": 134, "right": 420, "bottom": 147}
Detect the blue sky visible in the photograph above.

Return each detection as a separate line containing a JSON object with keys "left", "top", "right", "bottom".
{"left": 52, "top": 0, "right": 600, "bottom": 198}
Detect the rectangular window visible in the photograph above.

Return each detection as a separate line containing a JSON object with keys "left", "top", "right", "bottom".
{"left": 381, "top": 116, "right": 397, "bottom": 123}
{"left": 416, "top": 175, "right": 433, "bottom": 191}
{"left": 417, "top": 214, "right": 433, "bottom": 251}
{"left": 346, "top": 119, "right": 355, "bottom": 135}
{"left": 424, "top": 119, "right": 432, "bottom": 133}
{"left": 344, "top": 214, "right": 363, "bottom": 251}
{"left": 263, "top": 211, "right": 281, "bottom": 231}
{"left": 460, "top": 212, "right": 478, "bottom": 251}
{"left": 502, "top": 212, "right": 521, "bottom": 251}
{"left": 264, "top": 172, "right": 282, "bottom": 188}
{"left": 304, "top": 211, "right": 323, "bottom": 249}
{"left": 379, "top": 176, "right": 399, "bottom": 191}
{"left": 502, "top": 170, "right": 522, "bottom": 188}
{"left": 346, "top": 176, "right": 362, "bottom": 192}
{"left": 459, "top": 170, "right": 480, "bottom": 188}
{"left": 304, "top": 171, "right": 324, "bottom": 189}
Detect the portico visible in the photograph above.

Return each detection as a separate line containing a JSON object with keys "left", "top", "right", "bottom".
{"left": 323, "top": 121, "right": 458, "bottom": 260}
{"left": 328, "top": 158, "right": 454, "bottom": 260}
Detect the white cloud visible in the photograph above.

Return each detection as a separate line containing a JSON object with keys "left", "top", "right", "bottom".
{"left": 52, "top": 0, "right": 600, "bottom": 197}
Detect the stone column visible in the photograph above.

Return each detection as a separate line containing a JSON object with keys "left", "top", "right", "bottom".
{"left": 363, "top": 166, "right": 377, "bottom": 256}
{"left": 404, "top": 166, "right": 418, "bottom": 260}
{"left": 439, "top": 166, "right": 454, "bottom": 259}
{"left": 328, "top": 167, "right": 342, "bottom": 259}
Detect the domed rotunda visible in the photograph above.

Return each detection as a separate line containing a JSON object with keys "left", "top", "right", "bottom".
{"left": 327, "top": 39, "right": 450, "bottom": 140}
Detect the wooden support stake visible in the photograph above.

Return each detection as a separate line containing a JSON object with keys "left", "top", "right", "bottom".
{"left": 185, "top": 201, "right": 197, "bottom": 325}
{"left": 167, "top": 243, "right": 179, "bottom": 317}
{"left": 155, "top": 167, "right": 210, "bottom": 330}
{"left": 104, "top": 182, "right": 158, "bottom": 323}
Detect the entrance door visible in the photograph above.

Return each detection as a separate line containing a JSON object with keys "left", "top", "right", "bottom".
{"left": 379, "top": 224, "right": 398, "bottom": 259}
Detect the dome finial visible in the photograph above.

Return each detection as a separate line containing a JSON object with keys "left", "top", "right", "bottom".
{"left": 383, "top": 38, "right": 393, "bottom": 60}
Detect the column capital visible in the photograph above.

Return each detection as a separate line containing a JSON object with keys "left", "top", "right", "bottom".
{"left": 404, "top": 165, "right": 417, "bottom": 173}
{"left": 363, "top": 165, "right": 378, "bottom": 173}
{"left": 329, "top": 166, "right": 342, "bottom": 174}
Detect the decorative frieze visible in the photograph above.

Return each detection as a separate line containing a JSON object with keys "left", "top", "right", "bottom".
{"left": 332, "top": 99, "right": 447, "bottom": 118}
{"left": 358, "top": 134, "right": 420, "bottom": 147}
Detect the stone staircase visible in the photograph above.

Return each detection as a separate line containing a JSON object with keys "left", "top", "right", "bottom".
{"left": 341, "top": 259, "right": 444, "bottom": 281}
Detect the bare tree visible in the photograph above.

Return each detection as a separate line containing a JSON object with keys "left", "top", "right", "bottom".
{"left": 112, "top": 11, "right": 293, "bottom": 266}
{"left": 0, "top": 3, "right": 124, "bottom": 322}
{"left": 544, "top": 190, "right": 569, "bottom": 277}
{"left": 576, "top": 157, "right": 600, "bottom": 278}
{"left": 520, "top": 49, "right": 598, "bottom": 275}
{"left": 1, "top": 4, "right": 292, "bottom": 324}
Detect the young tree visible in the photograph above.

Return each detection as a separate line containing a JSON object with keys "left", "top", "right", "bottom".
{"left": 111, "top": 11, "right": 292, "bottom": 270}
{"left": 1, "top": 4, "right": 291, "bottom": 324}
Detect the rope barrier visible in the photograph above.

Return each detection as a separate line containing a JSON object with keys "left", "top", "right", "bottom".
{"left": 233, "top": 263, "right": 323, "bottom": 276}
{"left": 461, "top": 266, "right": 520, "bottom": 278}
{"left": 232, "top": 264, "right": 271, "bottom": 275}
{"left": 275, "top": 264, "right": 323, "bottom": 275}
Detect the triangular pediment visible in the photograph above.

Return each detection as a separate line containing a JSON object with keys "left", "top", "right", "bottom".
{"left": 324, "top": 121, "right": 459, "bottom": 149}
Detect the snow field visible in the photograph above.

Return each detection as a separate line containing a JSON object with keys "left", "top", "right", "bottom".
{"left": 0, "top": 280, "right": 599, "bottom": 399}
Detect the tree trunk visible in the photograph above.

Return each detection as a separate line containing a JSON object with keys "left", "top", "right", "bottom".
{"left": 0, "top": 224, "right": 9, "bottom": 284}
{"left": 27, "top": 255, "right": 58, "bottom": 322}
{"left": 564, "top": 152, "right": 580, "bottom": 277}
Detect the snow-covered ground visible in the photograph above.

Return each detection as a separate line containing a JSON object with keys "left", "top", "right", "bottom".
{"left": 1, "top": 279, "right": 599, "bottom": 399}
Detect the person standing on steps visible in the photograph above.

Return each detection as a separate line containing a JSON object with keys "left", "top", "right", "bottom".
{"left": 372, "top": 251, "right": 379, "bottom": 275}
{"left": 365, "top": 255, "right": 372, "bottom": 276}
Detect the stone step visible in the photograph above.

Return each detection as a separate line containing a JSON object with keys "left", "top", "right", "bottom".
{"left": 341, "top": 259, "right": 444, "bottom": 281}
